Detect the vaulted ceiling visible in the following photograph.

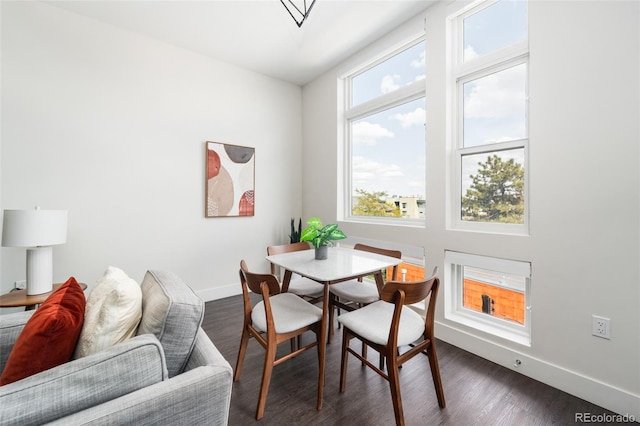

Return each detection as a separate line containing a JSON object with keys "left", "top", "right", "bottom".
{"left": 47, "top": 0, "right": 437, "bottom": 85}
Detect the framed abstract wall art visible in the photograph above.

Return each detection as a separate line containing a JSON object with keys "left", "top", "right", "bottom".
{"left": 206, "top": 141, "right": 255, "bottom": 217}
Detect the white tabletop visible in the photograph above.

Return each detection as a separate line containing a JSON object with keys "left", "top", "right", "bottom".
{"left": 266, "top": 246, "right": 401, "bottom": 284}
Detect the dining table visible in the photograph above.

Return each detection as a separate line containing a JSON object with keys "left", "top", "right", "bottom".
{"left": 265, "top": 245, "right": 402, "bottom": 410}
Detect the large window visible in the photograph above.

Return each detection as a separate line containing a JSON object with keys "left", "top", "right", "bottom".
{"left": 449, "top": 0, "right": 529, "bottom": 233}
{"left": 342, "top": 39, "right": 426, "bottom": 224}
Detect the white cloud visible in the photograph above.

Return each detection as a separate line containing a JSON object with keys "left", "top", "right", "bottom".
{"left": 352, "top": 155, "right": 427, "bottom": 198}
{"left": 391, "top": 107, "right": 425, "bottom": 128}
{"left": 353, "top": 156, "right": 404, "bottom": 178}
{"left": 411, "top": 50, "right": 425, "bottom": 69}
{"left": 352, "top": 156, "right": 405, "bottom": 193}
{"left": 353, "top": 121, "right": 394, "bottom": 146}
{"left": 464, "top": 45, "right": 479, "bottom": 61}
{"left": 464, "top": 63, "right": 526, "bottom": 119}
{"left": 380, "top": 74, "right": 401, "bottom": 94}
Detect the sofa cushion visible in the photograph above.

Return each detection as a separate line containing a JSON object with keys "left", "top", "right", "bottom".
{"left": 136, "top": 270, "right": 204, "bottom": 377}
{"left": 0, "top": 334, "right": 167, "bottom": 426}
{"left": 74, "top": 266, "right": 142, "bottom": 359}
{"left": 0, "top": 277, "right": 85, "bottom": 386}
{"left": 0, "top": 310, "right": 35, "bottom": 373}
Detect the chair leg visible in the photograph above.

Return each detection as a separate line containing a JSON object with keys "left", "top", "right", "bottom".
{"left": 255, "top": 343, "right": 277, "bottom": 420}
{"left": 315, "top": 327, "right": 325, "bottom": 411}
{"left": 427, "top": 343, "right": 446, "bottom": 408}
{"left": 339, "top": 328, "right": 351, "bottom": 393}
{"left": 362, "top": 341, "right": 368, "bottom": 366}
{"left": 234, "top": 327, "right": 250, "bottom": 381}
{"left": 328, "top": 293, "right": 335, "bottom": 344}
{"left": 387, "top": 352, "right": 405, "bottom": 426}
{"left": 379, "top": 348, "right": 400, "bottom": 371}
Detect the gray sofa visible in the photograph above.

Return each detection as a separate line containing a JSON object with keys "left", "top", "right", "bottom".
{"left": 0, "top": 270, "right": 233, "bottom": 425}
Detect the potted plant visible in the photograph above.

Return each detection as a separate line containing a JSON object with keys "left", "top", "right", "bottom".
{"left": 300, "top": 217, "right": 347, "bottom": 260}
{"left": 289, "top": 217, "right": 302, "bottom": 243}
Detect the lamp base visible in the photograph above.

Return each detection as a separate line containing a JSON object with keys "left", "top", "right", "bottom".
{"left": 26, "top": 247, "right": 53, "bottom": 295}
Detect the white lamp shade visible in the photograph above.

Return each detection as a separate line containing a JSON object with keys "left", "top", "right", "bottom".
{"left": 2, "top": 209, "right": 68, "bottom": 247}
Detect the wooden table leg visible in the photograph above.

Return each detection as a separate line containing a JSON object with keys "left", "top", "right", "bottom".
{"left": 374, "top": 271, "right": 385, "bottom": 293}
{"left": 282, "top": 270, "right": 293, "bottom": 293}
{"left": 317, "top": 281, "right": 329, "bottom": 410}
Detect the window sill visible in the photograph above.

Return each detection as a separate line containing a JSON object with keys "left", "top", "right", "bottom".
{"left": 446, "top": 310, "right": 531, "bottom": 347}
{"left": 343, "top": 215, "right": 425, "bottom": 229}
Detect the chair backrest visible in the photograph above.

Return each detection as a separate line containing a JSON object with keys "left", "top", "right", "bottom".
{"left": 266, "top": 242, "right": 311, "bottom": 275}
{"left": 379, "top": 269, "right": 440, "bottom": 338}
{"left": 239, "top": 260, "right": 281, "bottom": 297}
{"left": 380, "top": 266, "right": 438, "bottom": 304}
{"left": 353, "top": 243, "right": 402, "bottom": 280}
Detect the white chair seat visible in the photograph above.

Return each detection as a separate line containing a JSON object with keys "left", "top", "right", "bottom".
{"left": 288, "top": 274, "right": 325, "bottom": 297}
{"left": 252, "top": 292, "right": 323, "bottom": 334}
{"left": 329, "top": 280, "right": 379, "bottom": 304}
{"left": 337, "top": 300, "right": 424, "bottom": 346}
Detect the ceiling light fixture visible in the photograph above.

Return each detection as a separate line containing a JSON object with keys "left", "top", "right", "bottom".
{"left": 280, "top": 0, "right": 317, "bottom": 28}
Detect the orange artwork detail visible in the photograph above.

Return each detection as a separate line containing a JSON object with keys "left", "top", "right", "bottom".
{"left": 239, "top": 190, "right": 255, "bottom": 216}
{"left": 207, "top": 149, "right": 221, "bottom": 180}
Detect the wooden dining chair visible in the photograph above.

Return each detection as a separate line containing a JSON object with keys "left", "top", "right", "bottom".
{"left": 234, "top": 260, "right": 324, "bottom": 420}
{"left": 327, "top": 243, "right": 402, "bottom": 347}
{"left": 267, "top": 242, "right": 325, "bottom": 304}
{"left": 337, "top": 269, "right": 446, "bottom": 426}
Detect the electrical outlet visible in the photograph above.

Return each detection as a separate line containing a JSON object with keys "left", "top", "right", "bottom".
{"left": 15, "top": 280, "right": 26, "bottom": 290}
{"left": 592, "top": 315, "right": 610, "bottom": 339}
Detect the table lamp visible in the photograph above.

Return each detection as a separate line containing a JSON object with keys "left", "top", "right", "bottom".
{"left": 2, "top": 207, "right": 68, "bottom": 295}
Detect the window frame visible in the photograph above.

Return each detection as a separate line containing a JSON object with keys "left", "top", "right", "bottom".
{"left": 448, "top": 0, "right": 530, "bottom": 235}
{"left": 340, "top": 36, "right": 427, "bottom": 227}
{"left": 444, "top": 250, "right": 532, "bottom": 346}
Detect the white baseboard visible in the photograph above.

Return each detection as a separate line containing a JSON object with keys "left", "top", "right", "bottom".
{"left": 196, "top": 283, "right": 240, "bottom": 303}
{"left": 436, "top": 322, "right": 640, "bottom": 420}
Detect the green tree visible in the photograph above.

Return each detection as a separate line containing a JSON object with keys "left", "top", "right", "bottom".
{"left": 461, "top": 155, "right": 524, "bottom": 223}
{"left": 352, "top": 189, "right": 401, "bottom": 217}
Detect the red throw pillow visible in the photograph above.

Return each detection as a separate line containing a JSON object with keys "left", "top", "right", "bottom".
{"left": 0, "top": 277, "right": 86, "bottom": 385}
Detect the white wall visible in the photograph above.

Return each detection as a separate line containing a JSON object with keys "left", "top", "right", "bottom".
{"left": 2, "top": 0, "right": 638, "bottom": 418}
{"left": 0, "top": 1, "right": 303, "bottom": 301}
{"left": 302, "top": 0, "right": 639, "bottom": 418}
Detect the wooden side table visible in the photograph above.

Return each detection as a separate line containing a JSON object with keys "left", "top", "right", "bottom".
{"left": 0, "top": 283, "right": 88, "bottom": 311}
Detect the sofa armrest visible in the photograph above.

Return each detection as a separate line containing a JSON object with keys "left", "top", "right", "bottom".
{"left": 0, "top": 310, "right": 36, "bottom": 373}
{"left": 49, "top": 328, "right": 233, "bottom": 426}
{"left": 185, "top": 328, "right": 233, "bottom": 373}
{"left": 0, "top": 334, "right": 167, "bottom": 426}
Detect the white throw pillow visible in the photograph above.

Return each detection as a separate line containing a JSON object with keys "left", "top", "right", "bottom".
{"left": 74, "top": 266, "right": 142, "bottom": 358}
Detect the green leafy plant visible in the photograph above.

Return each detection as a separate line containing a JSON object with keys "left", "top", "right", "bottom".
{"left": 300, "top": 217, "right": 346, "bottom": 248}
{"left": 289, "top": 217, "right": 302, "bottom": 243}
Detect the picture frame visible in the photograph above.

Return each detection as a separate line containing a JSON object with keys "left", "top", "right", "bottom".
{"left": 206, "top": 141, "right": 255, "bottom": 217}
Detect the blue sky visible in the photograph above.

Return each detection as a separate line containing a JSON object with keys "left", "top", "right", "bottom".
{"left": 349, "top": 0, "right": 527, "bottom": 201}
{"left": 351, "top": 97, "right": 426, "bottom": 198}
{"left": 461, "top": 0, "right": 527, "bottom": 195}
{"left": 351, "top": 41, "right": 425, "bottom": 198}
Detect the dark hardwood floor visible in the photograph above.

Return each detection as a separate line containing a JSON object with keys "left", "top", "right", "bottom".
{"left": 202, "top": 295, "right": 620, "bottom": 425}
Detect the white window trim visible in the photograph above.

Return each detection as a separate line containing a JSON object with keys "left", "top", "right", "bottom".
{"left": 453, "top": 140, "right": 530, "bottom": 235}
{"left": 447, "top": 0, "right": 530, "bottom": 235}
{"left": 339, "top": 35, "right": 426, "bottom": 227}
{"left": 444, "top": 250, "right": 532, "bottom": 346}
